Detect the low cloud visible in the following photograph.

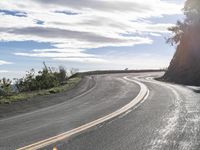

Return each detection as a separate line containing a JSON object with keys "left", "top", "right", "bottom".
{"left": 0, "top": 70, "right": 10, "bottom": 73}
{"left": 14, "top": 48, "right": 108, "bottom": 64}
{"left": 0, "top": 60, "right": 13, "bottom": 65}
{"left": 53, "top": 57, "right": 109, "bottom": 64}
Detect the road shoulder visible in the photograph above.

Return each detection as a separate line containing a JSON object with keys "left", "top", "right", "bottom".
{"left": 0, "top": 76, "right": 95, "bottom": 119}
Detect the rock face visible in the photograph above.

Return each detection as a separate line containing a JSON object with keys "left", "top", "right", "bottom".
{"left": 163, "top": 25, "right": 200, "bottom": 85}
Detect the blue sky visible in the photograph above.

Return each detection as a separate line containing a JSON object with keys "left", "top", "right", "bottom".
{"left": 0, "top": 0, "right": 184, "bottom": 79}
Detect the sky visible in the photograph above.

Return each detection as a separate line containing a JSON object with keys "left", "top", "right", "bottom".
{"left": 0, "top": 0, "right": 185, "bottom": 79}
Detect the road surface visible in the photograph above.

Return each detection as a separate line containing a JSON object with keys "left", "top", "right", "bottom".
{"left": 0, "top": 72, "right": 200, "bottom": 150}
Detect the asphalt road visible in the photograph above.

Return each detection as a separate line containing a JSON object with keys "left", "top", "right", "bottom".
{"left": 1, "top": 72, "right": 200, "bottom": 150}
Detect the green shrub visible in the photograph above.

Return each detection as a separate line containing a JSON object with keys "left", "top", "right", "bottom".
{"left": 0, "top": 78, "right": 12, "bottom": 96}
{"left": 14, "top": 62, "right": 69, "bottom": 92}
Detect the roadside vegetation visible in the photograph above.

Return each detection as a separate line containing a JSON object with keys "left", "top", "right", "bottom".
{"left": 0, "top": 62, "right": 80, "bottom": 104}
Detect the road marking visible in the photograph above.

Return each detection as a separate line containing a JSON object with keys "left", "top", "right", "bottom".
{"left": 17, "top": 76, "right": 149, "bottom": 150}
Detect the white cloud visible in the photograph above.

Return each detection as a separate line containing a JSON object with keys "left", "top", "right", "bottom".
{"left": 14, "top": 52, "right": 94, "bottom": 58}
{"left": 14, "top": 47, "right": 109, "bottom": 64}
{"left": 0, "top": 0, "right": 182, "bottom": 40}
{"left": 14, "top": 48, "right": 109, "bottom": 64}
{"left": 32, "top": 48, "right": 85, "bottom": 53}
{"left": 0, "top": 60, "right": 12, "bottom": 65}
{"left": 0, "top": 70, "right": 10, "bottom": 73}
{"left": 0, "top": 0, "right": 183, "bottom": 64}
{"left": 53, "top": 57, "right": 109, "bottom": 64}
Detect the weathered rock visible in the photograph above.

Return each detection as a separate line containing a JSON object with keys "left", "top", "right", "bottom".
{"left": 163, "top": 25, "right": 200, "bottom": 85}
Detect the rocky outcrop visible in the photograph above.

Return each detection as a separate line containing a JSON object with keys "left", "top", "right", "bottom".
{"left": 163, "top": 24, "right": 200, "bottom": 85}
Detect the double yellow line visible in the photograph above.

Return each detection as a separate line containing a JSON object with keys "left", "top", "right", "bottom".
{"left": 17, "top": 76, "right": 149, "bottom": 150}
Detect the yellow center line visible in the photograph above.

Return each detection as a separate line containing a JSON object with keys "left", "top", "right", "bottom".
{"left": 17, "top": 76, "right": 149, "bottom": 150}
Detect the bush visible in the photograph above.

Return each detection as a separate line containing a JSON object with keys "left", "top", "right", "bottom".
{"left": 14, "top": 62, "right": 69, "bottom": 92}
{"left": 54, "top": 66, "right": 68, "bottom": 85}
{"left": 0, "top": 78, "right": 12, "bottom": 96}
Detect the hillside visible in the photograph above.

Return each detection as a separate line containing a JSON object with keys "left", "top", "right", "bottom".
{"left": 162, "top": 0, "right": 200, "bottom": 85}
{"left": 163, "top": 25, "right": 200, "bottom": 85}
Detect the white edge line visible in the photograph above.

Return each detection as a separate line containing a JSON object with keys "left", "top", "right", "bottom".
{"left": 17, "top": 76, "right": 149, "bottom": 150}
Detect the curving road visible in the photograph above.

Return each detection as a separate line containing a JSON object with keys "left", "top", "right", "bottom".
{"left": 0, "top": 72, "right": 200, "bottom": 150}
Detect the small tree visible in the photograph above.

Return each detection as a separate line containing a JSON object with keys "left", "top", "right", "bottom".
{"left": 35, "top": 62, "right": 59, "bottom": 89}
{"left": 14, "top": 78, "right": 24, "bottom": 92}
{"left": 25, "top": 69, "right": 37, "bottom": 91}
{"left": 0, "top": 78, "right": 12, "bottom": 96}
{"left": 15, "top": 69, "right": 37, "bottom": 92}
{"left": 167, "top": 0, "right": 200, "bottom": 46}
{"left": 55, "top": 66, "right": 68, "bottom": 84}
